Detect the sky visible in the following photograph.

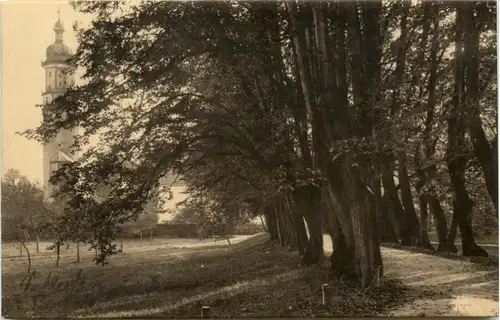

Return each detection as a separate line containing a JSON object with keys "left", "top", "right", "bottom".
{"left": 1, "top": 1, "right": 92, "bottom": 185}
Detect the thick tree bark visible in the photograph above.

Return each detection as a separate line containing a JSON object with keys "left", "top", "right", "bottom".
{"left": 462, "top": 2, "right": 498, "bottom": 212}
{"left": 447, "top": 3, "right": 488, "bottom": 258}
{"left": 264, "top": 207, "right": 279, "bottom": 241}
{"left": 418, "top": 195, "right": 432, "bottom": 249}
{"left": 344, "top": 158, "right": 383, "bottom": 288}
{"left": 378, "top": 193, "right": 398, "bottom": 242}
{"left": 285, "top": 194, "right": 308, "bottom": 254}
{"left": 398, "top": 150, "right": 420, "bottom": 244}
{"left": 380, "top": 160, "right": 407, "bottom": 243}
{"left": 445, "top": 210, "right": 458, "bottom": 253}
{"left": 274, "top": 206, "right": 284, "bottom": 247}
{"left": 427, "top": 196, "right": 450, "bottom": 251}
{"left": 373, "top": 164, "right": 397, "bottom": 242}
{"left": 294, "top": 186, "right": 324, "bottom": 264}
{"left": 414, "top": 144, "right": 433, "bottom": 250}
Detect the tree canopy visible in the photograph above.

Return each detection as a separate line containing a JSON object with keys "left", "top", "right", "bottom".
{"left": 24, "top": 0, "right": 497, "bottom": 287}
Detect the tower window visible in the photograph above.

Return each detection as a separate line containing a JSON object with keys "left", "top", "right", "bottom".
{"left": 48, "top": 71, "right": 52, "bottom": 77}
{"left": 48, "top": 84, "right": 52, "bottom": 90}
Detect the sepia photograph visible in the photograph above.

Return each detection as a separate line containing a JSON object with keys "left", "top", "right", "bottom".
{"left": 1, "top": 0, "right": 498, "bottom": 318}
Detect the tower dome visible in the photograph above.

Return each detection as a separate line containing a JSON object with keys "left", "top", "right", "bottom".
{"left": 46, "top": 42, "right": 72, "bottom": 61}
{"left": 44, "top": 10, "right": 72, "bottom": 64}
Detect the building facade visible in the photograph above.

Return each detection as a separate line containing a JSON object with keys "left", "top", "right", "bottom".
{"left": 41, "top": 13, "right": 77, "bottom": 199}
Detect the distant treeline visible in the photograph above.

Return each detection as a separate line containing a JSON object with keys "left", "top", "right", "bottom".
{"left": 2, "top": 223, "right": 265, "bottom": 242}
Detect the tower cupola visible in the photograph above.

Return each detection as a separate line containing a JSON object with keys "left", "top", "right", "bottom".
{"left": 44, "top": 9, "right": 72, "bottom": 64}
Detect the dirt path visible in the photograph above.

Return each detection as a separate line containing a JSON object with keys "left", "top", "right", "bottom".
{"left": 382, "top": 248, "right": 498, "bottom": 317}
{"left": 323, "top": 235, "right": 498, "bottom": 317}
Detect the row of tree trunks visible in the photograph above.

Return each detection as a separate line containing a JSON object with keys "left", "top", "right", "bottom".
{"left": 262, "top": 1, "right": 493, "bottom": 290}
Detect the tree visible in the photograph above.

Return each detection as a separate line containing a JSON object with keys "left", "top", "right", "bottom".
{"left": 1, "top": 169, "right": 49, "bottom": 243}
{"left": 23, "top": 1, "right": 497, "bottom": 286}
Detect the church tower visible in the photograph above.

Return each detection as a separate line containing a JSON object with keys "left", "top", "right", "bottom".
{"left": 41, "top": 11, "right": 77, "bottom": 199}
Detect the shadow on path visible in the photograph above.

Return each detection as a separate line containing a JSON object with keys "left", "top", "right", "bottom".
{"left": 323, "top": 234, "right": 498, "bottom": 317}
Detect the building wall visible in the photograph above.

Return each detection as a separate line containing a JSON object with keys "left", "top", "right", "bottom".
{"left": 41, "top": 62, "right": 77, "bottom": 198}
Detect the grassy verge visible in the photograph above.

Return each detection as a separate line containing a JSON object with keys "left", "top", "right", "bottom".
{"left": 427, "top": 232, "right": 498, "bottom": 245}
{"left": 3, "top": 235, "right": 410, "bottom": 318}
{"left": 381, "top": 242, "right": 498, "bottom": 268}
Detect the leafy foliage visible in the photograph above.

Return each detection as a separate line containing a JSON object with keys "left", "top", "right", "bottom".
{"left": 1, "top": 169, "right": 51, "bottom": 238}
{"left": 22, "top": 1, "right": 496, "bottom": 274}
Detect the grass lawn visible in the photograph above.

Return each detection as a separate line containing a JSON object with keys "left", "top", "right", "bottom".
{"left": 2, "top": 234, "right": 410, "bottom": 318}
{"left": 427, "top": 232, "right": 499, "bottom": 245}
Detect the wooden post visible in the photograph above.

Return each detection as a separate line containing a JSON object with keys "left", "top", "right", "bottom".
{"left": 56, "top": 244, "right": 60, "bottom": 267}
{"left": 19, "top": 241, "right": 23, "bottom": 256}
{"left": 140, "top": 231, "right": 143, "bottom": 247}
{"left": 376, "top": 265, "right": 384, "bottom": 287}
{"left": 76, "top": 242, "right": 80, "bottom": 263}
{"left": 36, "top": 234, "right": 40, "bottom": 254}
{"left": 149, "top": 229, "right": 153, "bottom": 244}
{"left": 92, "top": 233, "right": 98, "bottom": 259}
{"left": 201, "top": 306, "right": 211, "bottom": 318}
{"left": 120, "top": 241, "right": 123, "bottom": 253}
{"left": 321, "top": 284, "right": 328, "bottom": 305}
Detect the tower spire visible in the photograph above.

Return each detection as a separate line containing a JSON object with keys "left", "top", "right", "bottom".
{"left": 53, "top": 8, "right": 65, "bottom": 42}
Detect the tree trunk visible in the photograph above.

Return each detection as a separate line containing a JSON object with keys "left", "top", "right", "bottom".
{"left": 259, "top": 215, "right": 267, "bottom": 232}
{"left": 379, "top": 193, "right": 398, "bottom": 242}
{"left": 20, "top": 241, "right": 31, "bottom": 273}
{"left": 275, "top": 206, "right": 284, "bottom": 247}
{"left": 36, "top": 234, "right": 40, "bottom": 254}
{"left": 447, "top": 3, "right": 488, "bottom": 258}
{"left": 445, "top": 210, "right": 458, "bottom": 253}
{"left": 373, "top": 164, "right": 397, "bottom": 242}
{"left": 56, "top": 244, "right": 60, "bottom": 267}
{"left": 265, "top": 208, "right": 279, "bottom": 241}
{"left": 418, "top": 196, "right": 432, "bottom": 249}
{"left": 428, "top": 196, "right": 450, "bottom": 251}
{"left": 77, "top": 242, "right": 80, "bottom": 263}
{"left": 380, "top": 160, "right": 407, "bottom": 243}
{"left": 294, "top": 186, "right": 324, "bottom": 264}
{"left": 398, "top": 150, "right": 420, "bottom": 244}
{"left": 414, "top": 144, "right": 433, "bottom": 250}
{"left": 462, "top": 2, "right": 498, "bottom": 212}
{"left": 344, "top": 158, "right": 383, "bottom": 288}
{"left": 285, "top": 195, "right": 308, "bottom": 254}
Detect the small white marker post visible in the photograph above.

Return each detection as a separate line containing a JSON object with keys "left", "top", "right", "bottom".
{"left": 201, "top": 306, "right": 211, "bottom": 318}
{"left": 322, "top": 283, "right": 328, "bottom": 305}
{"left": 76, "top": 242, "right": 80, "bottom": 263}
